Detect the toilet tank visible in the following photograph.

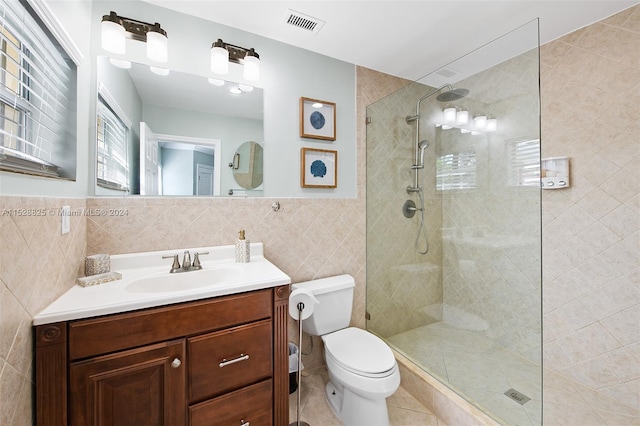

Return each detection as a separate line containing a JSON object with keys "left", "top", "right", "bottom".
{"left": 292, "top": 274, "right": 355, "bottom": 336}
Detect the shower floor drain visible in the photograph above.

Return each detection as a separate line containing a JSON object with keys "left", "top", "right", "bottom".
{"left": 504, "top": 388, "right": 531, "bottom": 405}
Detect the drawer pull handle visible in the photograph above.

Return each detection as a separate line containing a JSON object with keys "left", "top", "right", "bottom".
{"left": 171, "top": 358, "right": 181, "bottom": 368}
{"left": 240, "top": 421, "right": 250, "bottom": 426}
{"left": 219, "top": 353, "right": 249, "bottom": 368}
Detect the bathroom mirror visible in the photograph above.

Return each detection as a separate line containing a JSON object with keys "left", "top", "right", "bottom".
{"left": 95, "top": 56, "right": 264, "bottom": 196}
{"left": 230, "top": 141, "right": 263, "bottom": 191}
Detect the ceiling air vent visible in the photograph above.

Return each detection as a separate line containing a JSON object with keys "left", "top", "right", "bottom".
{"left": 282, "top": 9, "right": 325, "bottom": 35}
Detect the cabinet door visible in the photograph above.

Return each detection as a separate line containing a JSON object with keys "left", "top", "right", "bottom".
{"left": 70, "top": 339, "right": 186, "bottom": 426}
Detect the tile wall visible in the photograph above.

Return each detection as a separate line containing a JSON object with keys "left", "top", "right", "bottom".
{"left": 540, "top": 4, "right": 639, "bottom": 412}
{"left": 0, "top": 196, "right": 87, "bottom": 425}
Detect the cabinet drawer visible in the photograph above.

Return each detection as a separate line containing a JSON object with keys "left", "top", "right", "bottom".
{"left": 69, "top": 289, "right": 272, "bottom": 360}
{"left": 189, "top": 320, "right": 272, "bottom": 402}
{"left": 189, "top": 379, "right": 272, "bottom": 426}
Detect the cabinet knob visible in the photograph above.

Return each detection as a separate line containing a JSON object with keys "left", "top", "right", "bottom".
{"left": 240, "top": 421, "right": 250, "bottom": 426}
{"left": 171, "top": 357, "right": 182, "bottom": 368}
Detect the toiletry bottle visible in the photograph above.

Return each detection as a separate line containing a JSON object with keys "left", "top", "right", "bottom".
{"left": 235, "top": 229, "right": 250, "bottom": 263}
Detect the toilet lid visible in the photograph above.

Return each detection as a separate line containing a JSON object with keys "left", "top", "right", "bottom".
{"left": 323, "top": 328, "right": 396, "bottom": 376}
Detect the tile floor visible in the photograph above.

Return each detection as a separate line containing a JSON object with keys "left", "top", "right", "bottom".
{"left": 388, "top": 322, "right": 541, "bottom": 425}
{"left": 387, "top": 322, "right": 640, "bottom": 426}
{"left": 288, "top": 366, "right": 447, "bottom": 426}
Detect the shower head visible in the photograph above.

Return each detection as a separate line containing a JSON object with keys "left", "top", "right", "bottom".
{"left": 436, "top": 88, "right": 469, "bottom": 102}
{"left": 418, "top": 139, "right": 429, "bottom": 167}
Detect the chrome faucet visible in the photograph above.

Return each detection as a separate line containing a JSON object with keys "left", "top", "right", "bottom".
{"left": 162, "top": 250, "right": 210, "bottom": 273}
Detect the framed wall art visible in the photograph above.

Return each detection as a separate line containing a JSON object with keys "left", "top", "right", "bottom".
{"left": 300, "top": 148, "right": 337, "bottom": 188}
{"left": 300, "top": 97, "right": 336, "bottom": 141}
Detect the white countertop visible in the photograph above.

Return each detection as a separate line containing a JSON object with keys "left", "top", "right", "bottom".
{"left": 33, "top": 243, "right": 291, "bottom": 325}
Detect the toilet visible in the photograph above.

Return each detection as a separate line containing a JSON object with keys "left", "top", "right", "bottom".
{"left": 292, "top": 274, "right": 400, "bottom": 426}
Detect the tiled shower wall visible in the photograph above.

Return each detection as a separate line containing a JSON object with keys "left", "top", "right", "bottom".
{"left": 540, "top": 5, "right": 639, "bottom": 411}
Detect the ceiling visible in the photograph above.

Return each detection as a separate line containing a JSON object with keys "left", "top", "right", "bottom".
{"left": 143, "top": 1, "right": 637, "bottom": 82}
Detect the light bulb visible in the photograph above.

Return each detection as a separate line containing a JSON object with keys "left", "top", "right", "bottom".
{"left": 146, "top": 27, "right": 168, "bottom": 63}
{"left": 211, "top": 40, "right": 229, "bottom": 75}
{"left": 243, "top": 53, "right": 260, "bottom": 82}
{"left": 474, "top": 115, "right": 487, "bottom": 129}
{"left": 456, "top": 110, "right": 469, "bottom": 125}
{"left": 101, "top": 14, "right": 125, "bottom": 54}
{"left": 443, "top": 107, "right": 456, "bottom": 124}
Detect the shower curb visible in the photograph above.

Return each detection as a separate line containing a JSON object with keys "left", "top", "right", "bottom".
{"left": 393, "top": 348, "right": 502, "bottom": 426}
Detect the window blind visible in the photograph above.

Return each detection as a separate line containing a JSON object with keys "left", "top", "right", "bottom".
{"left": 436, "top": 150, "right": 477, "bottom": 191}
{"left": 96, "top": 95, "right": 129, "bottom": 191}
{"left": 508, "top": 138, "right": 540, "bottom": 187}
{"left": 0, "top": 0, "right": 77, "bottom": 177}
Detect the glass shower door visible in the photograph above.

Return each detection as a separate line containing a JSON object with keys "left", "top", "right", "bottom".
{"left": 366, "top": 20, "right": 541, "bottom": 425}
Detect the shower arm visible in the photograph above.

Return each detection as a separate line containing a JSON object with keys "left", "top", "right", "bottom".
{"left": 407, "top": 84, "right": 453, "bottom": 192}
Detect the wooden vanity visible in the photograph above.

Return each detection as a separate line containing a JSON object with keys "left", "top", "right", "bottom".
{"left": 35, "top": 285, "right": 290, "bottom": 425}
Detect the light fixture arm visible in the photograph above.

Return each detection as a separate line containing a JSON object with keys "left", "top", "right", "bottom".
{"left": 211, "top": 39, "right": 260, "bottom": 65}
{"left": 102, "top": 11, "right": 167, "bottom": 43}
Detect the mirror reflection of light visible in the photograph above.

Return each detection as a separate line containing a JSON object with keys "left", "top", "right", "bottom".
{"left": 109, "top": 58, "right": 131, "bottom": 69}
{"left": 208, "top": 77, "right": 225, "bottom": 86}
{"left": 312, "top": 102, "right": 323, "bottom": 108}
{"left": 150, "top": 66, "right": 169, "bottom": 76}
{"left": 239, "top": 84, "right": 253, "bottom": 92}
{"left": 229, "top": 86, "right": 242, "bottom": 95}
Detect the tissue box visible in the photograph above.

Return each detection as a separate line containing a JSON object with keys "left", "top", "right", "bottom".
{"left": 85, "top": 254, "right": 110, "bottom": 276}
{"left": 76, "top": 271, "right": 122, "bottom": 287}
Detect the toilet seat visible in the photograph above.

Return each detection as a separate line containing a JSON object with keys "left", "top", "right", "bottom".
{"left": 322, "top": 327, "right": 396, "bottom": 378}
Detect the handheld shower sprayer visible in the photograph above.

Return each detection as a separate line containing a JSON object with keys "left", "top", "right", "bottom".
{"left": 410, "top": 140, "right": 430, "bottom": 170}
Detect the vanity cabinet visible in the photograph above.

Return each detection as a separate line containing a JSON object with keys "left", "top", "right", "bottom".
{"left": 35, "top": 286, "right": 290, "bottom": 426}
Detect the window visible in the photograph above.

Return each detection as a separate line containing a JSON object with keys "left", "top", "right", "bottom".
{"left": 508, "top": 138, "right": 540, "bottom": 187}
{"left": 0, "top": 0, "right": 77, "bottom": 178}
{"left": 436, "top": 150, "right": 477, "bottom": 191}
{"left": 96, "top": 94, "right": 129, "bottom": 191}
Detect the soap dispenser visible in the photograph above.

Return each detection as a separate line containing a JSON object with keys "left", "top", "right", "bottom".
{"left": 235, "top": 229, "right": 250, "bottom": 263}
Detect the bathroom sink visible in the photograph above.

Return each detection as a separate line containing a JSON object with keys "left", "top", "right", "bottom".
{"left": 125, "top": 266, "right": 240, "bottom": 293}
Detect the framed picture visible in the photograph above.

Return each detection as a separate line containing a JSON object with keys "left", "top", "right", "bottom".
{"left": 300, "top": 97, "right": 336, "bottom": 141}
{"left": 301, "top": 148, "right": 337, "bottom": 188}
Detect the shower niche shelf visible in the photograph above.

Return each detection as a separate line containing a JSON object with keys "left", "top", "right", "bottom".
{"left": 541, "top": 157, "right": 570, "bottom": 189}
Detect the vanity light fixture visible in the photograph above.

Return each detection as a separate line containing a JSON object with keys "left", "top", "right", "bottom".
{"left": 437, "top": 109, "right": 498, "bottom": 134}
{"left": 210, "top": 39, "right": 261, "bottom": 82}
{"left": 101, "top": 11, "right": 168, "bottom": 63}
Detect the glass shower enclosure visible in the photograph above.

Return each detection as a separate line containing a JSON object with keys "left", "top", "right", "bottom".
{"left": 366, "top": 21, "right": 542, "bottom": 425}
